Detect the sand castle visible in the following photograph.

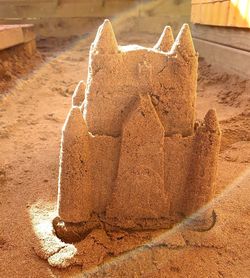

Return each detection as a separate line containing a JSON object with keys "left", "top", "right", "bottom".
{"left": 53, "top": 20, "right": 221, "bottom": 242}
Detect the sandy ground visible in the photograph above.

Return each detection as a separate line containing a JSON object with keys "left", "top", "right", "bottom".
{"left": 0, "top": 30, "right": 249, "bottom": 277}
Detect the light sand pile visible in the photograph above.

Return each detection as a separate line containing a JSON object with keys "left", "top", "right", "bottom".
{"left": 0, "top": 41, "right": 42, "bottom": 96}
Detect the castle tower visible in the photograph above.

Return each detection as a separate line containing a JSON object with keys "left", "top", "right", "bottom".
{"left": 185, "top": 109, "right": 221, "bottom": 215}
{"left": 151, "top": 24, "right": 198, "bottom": 137}
{"left": 72, "top": 80, "right": 86, "bottom": 107}
{"left": 58, "top": 107, "right": 92, "bottom": 223}
{"left": 107, "top": 94, "right": 169, "bottom": 221}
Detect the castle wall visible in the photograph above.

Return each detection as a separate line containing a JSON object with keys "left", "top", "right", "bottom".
{"left": 89, "top": 135, "right": 120, "bottom": 214}
{"left": 86, "top": 48, "right": 197, "bottom": 137}
{"left": 164, "top": 135, "right": 194, "bottom": 217}
{"left": 58, "top": 108, "right": 221, "bottom": 225}
{"left": 84, "top": 21, "right": 197, "bottom": 138}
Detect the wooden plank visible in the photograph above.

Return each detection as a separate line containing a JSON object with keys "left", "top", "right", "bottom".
{"left": 0, "top": 0, "right": 138, "bottom": 18}
{"left": 149, "top": 0, "right": 191, "bottom": 16}
{"left": 0, "top": 0, "right": 164, "bottom": 38}
{"left": 200, "top": 2, "right": 212, "bottom": 25}
{"left": 192, "top": 24, "right": 250, "bottom": 52}
{"left": 0, "top": 0, "right": 53, "bottom": 3}
{"left": 199, "top": 1, "right": 230, "bottom": 26}
{"left": 0, "top": 2, "right": 58, "bottom": 18}
{"left": 191, "top": 4, "right": 201, "bottom": 23}
{"left": 131, "top": 15, "right": 190, "bottom": 36}
{"left": 0, "top": 24, "right": 35, "bottom": 50}
{"left": 228, "top": 1, "right": 240, "bottom": 27}
{"left": 192, "top": 0, "right": 228, "bottom": 3}
{"left": 192, "top": 0, "right": 250, "bottom": 28}
{"left": 193, "top": 38, "right": 250, "bottom": 78}
{"left": 228, "top": 0, "right": 250, "bottom": 28}
{"left": 0, "top": 18, "right": 103, "bottom": 38}
{"left": 21, "top": 24, "right": 36, "bottom": 42}
{"left": 54, "top": 1, "right": 137, "bottom": 18}
{"left": 218, "top": 0, "right": 230, "bottom": 26}
{"left": 202, "top": 0, "right": 229, "bottom": 3}
{"left": 209, "top": 2, "right": 217, "bottom": 25}
{"left": 0, "top": 25, "right": 24, "bottom": 50}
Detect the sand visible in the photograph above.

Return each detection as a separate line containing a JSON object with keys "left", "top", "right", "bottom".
{"left": 0, "top": 27, "right": 249, "bottom": 277}
{"left": 0, "top": 41, "right": 42, "bottom": 97}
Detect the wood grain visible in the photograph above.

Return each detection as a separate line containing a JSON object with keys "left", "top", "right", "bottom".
{"left": 194, "top": 37, "right": 250, "bottom": 78}
{"left": 192, "top": 24, "right": 250, "bottom": 52}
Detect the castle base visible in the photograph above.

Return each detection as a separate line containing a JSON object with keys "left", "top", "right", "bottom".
{"left": 52, "top": 212, "right": 215, "bottom": 243}
{"left": 184, "top": 209, "right": 217, "bottom": 232}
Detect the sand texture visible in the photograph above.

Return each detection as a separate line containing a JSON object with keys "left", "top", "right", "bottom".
{"left": 0, "top": 19, "right": 249, "bottom": 277}
{"left": 72, "top": 80, "right": 86, "bottom": 107}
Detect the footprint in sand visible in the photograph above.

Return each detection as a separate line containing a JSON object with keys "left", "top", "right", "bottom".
{"left": 44, "top": 113, "right": 62, "bottom": 123}
{"left": 52, "top": 87, "right": 72, "bottom": 97}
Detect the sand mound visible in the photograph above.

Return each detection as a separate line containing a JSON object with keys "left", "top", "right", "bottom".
{"left": 0, "top": 42, "right": 43, "bottom": 97}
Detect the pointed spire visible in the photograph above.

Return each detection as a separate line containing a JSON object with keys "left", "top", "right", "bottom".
{"left": 72, "top": 80, "right": 86, "bottom": 107}
{"left": 91, "top": 19, "right": 118, "bottom": 54}
{"left": 63, "top": 106, "right": 87, "bottom": 136}
{"left": 171, "top": 23, "right": 196, "bottom": 60}
{"left": 59, "top": 106, "right": 92, "bottom": 223}
{"left": 204, "top": 109, "right": 220, "bottom": 133}
{"left": 154, "top": 26, "right": 174, "bottom": 52}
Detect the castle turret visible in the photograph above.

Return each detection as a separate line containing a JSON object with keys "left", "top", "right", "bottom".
{"left": 72, "top": 80, "right": 85, "bottom": 107}
{"left": 91, "top": 19, "right": 118, "bottom": 54}
{"left": 152, "top": 23, "right": 198, "bottom": 137}
{"left": 58, "top": 107, "right": 92, "bottom": 223}
{"left": 185, "top": 109, "right": 221, "bottom": 215}
{"left": 153, "top": 26, "right": 174, "bottom": 52}
{"left": 171, "top": 23, "right": 196, "bottom": 61}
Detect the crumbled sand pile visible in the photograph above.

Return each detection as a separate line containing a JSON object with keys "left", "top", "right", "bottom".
{"left": 0, "top": 42, "right": 42, "bottom": 96}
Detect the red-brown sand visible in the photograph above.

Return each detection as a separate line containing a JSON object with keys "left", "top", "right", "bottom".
{"left": 0, "top": 31, "right": 249, "bottom": 277}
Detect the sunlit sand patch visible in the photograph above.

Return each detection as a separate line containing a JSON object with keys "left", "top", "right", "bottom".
{"left": 30, "top": 201, "right": 185, "bottom": 269}
{"left": 30, "top": 203, "right": 76, "bottom": 266}
{"left": 29, "top": 167, "right": 249, "bottom": 270}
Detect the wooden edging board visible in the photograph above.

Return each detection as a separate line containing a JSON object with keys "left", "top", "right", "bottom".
{"left": 0, "top": 24, "right": 35, "bottom": 51}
